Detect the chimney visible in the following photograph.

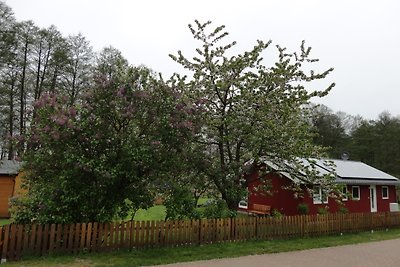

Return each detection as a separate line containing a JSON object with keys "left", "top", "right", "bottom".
{"left": 341, "top": 152, "right": 350, "bottom": 160}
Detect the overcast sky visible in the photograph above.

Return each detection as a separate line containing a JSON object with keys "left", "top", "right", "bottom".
{"left": 4, "top": 0, "right": 400, "bottom": 119}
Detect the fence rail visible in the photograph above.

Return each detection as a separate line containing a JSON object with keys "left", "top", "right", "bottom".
{"left": 1, "top": 212, "right": 400, "bottom": 262}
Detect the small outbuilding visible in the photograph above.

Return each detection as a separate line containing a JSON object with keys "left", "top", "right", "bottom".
{"left": 0, "top": 160, "right": 23, "bottom": 218}
{"left": 241, "top": 158, "right": 400, "bottom": 216}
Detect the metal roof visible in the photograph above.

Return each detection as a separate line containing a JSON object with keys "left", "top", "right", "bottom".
{"left": 252, "top": 158, "right": 307, "bottom": 184}
{"left": 254, "top": 157, "right": 399, "bottom": 185}
{"left": 314, "top": 159, "right": 399, "bottom": 181}
{"left": 0, "top": 160, "right": 22, "bottom": 175}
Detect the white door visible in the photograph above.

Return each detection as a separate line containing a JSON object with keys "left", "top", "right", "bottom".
{"left": 370, "top": 185, "right": 377, "bottom": 212}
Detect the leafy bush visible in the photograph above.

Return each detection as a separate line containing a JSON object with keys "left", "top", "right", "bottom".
{"left": 164, "top": 186, "right": 200, "bottom": 221}
{"left": 338, "top": 206, "right": 349, "bottom": 214}
{"left": 317, "top": 207, "right": 329, "bottom": 215}
{"left": 13, "top": 71, "right": 202, "bottom": 224}
{"left": 297, "top": 203, "right": 309, "bottom": 215}
{"left": 272, "top": 209, "right": 283, "bottom": 217}
{"left": 202, "top": 199, "right": 236, "bottom": 219}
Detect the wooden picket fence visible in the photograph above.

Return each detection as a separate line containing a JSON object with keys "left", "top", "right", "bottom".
{"left": 2, "top": 212, "right": 400, "bottom": 262}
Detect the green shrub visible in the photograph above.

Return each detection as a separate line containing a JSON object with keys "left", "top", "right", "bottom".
{"left": 272, "top": 209, "right": 283, "bottom": 217}
{"left": 202, "top": 199, "right": 236, "bottom": 219}
{"left": 317, "top": 207, "right": 329, "bottom": 215}
{"left": 338, "top": 206, "right": 349, "bottom": 214}
{"left": 164, "top": 186, "right": 200, "bottom": 220}
{"left": 297, "top": 203, "right": 309, "bottom": 215}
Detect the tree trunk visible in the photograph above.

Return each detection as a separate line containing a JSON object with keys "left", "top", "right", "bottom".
{"left": 19, "top": 39, "right": 29, "bottom": 136}
{"left": 8, "top": 78, "right": 16, "bottom": 159}
{"left": 34, "top": 41, "right": 42, "bottom": 100}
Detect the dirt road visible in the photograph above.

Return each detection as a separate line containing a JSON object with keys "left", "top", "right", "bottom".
{"left": 156, "top": 238, "right": 400, "bottom": 267}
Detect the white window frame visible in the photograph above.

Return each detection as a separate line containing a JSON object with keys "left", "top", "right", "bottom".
{"left": 238, "top": 200, "right": 248, "bottom": 209}
{"left": 382, "top": 186, "right": 389, "bottom": 200}
{"left": 352, "top": 186, "right": 360, "bottom": 200}
{"left": 313, "top": 186, "right": 328, "bottom": 204}
{"left": 342, "top": 186, "right": 348, "bottom": 201}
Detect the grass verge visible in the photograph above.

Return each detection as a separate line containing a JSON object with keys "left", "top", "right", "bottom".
{"left": 3, "top": 228, "right": 400, "bottom": 267}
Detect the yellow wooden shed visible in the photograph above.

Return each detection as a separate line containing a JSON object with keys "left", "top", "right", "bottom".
{"left": 0, "top": 160, "right": 23, "bottom": 218}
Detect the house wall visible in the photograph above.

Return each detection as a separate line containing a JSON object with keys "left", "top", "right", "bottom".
{"left": 247, "top": 172, "right": 304, "bottom": 215}
{"left": 246, "top": 171, "right": 398, "bottom": 215}
{"left": 340, "top": 185, "right": 369, "bottom": 213}
{"left": 336, "top": 185, "right": 396, "bottom": 213}
{"left": 0, "top": 175, "right": 15, "bottom": 218}
{"left": 300, "top": 189, "right": 338, "bottom": 214}
{"left": 377, "top": 185, "right": 397, "bottom": 212}
{"left": 0, "top": 172, "right": 24, "bottom": 218}
{"left": 13, "top": 172, "right": 26, "bottom": 196}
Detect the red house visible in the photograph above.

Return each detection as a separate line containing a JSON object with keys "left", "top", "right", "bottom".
{"left": 241, "top": 158, "right": 400, "bottom": 215}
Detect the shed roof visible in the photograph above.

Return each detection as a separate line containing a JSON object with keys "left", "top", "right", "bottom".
{"left": 0, "top": 160, "right": 22, "bottom": 175}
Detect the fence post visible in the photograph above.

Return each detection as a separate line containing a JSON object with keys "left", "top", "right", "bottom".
{"left": 385, "top": 212, "right": 389, "bottom": 229}
{"left": 300, "top": 215, "right": 304, "bottom": 237}
{"left": 0, "top": 226, "right": 3, "bottom": 260}
{"left": 230, "top": 217, "right": 234, "bottom": 241}
{"left": 129, "top": 221, "right": 134, "bottom": 250}
{"left": 197, "top": 219, "right": 202, "bottom": 245}
{"left": 253, "top": 217, "right": 257, "bottom": 240}
{"left": 1, "top": 225, "right": 10, "bottom": 263}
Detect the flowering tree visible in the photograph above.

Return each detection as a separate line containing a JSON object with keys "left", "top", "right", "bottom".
{"left": 170, "top": 21, "right": 338, "bottom": 209}
{"left": 12, "top": 67, "right": 202, "bottom": 223}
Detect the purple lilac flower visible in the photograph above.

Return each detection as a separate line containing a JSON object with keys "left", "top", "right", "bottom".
{"left": 69, "top": 107, "right": 77, "bottom": 117}
{"left": 51, "top": 131, "right": 60, "bottom": 140}
{"left": 55, "top": 117, "right": 67, "bottom": 126}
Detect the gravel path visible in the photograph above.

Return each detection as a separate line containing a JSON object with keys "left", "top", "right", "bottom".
{"left": 155, "top": 238, "right": 400, "bottom": 267}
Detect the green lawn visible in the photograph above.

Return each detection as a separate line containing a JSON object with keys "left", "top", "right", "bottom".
{"left": 3, "top": 228, "right": 400, "bottom": 266}
{"left": 132, "top": 198, "right": 212, "bottom": 221}
{"left": 133, "top": 205, "right": 166, "bottom": 221}
{"left": 0, "top": 219, "right": 11, "bottom": 226}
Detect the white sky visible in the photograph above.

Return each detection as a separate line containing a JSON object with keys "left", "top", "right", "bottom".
{"left": 4, "top": 0, "right": 400, "bottom": 119}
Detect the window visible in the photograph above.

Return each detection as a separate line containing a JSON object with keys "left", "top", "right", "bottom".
{"left": 238, "top": 200, "right": 248, "bottom": 209}
{"left": 342, "top": 186, "right": 348, "bottom": 201}
{"left": 313, "top": 186, "right": 328, "bottom": 204}
{"left": 382, "top": 186, "right": 389, "bottom": 199}
{"left": 352, "top": 186, "right": 360, "bottom": 200}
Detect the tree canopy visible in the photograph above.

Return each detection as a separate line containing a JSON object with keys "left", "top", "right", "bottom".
{"left": 12, "top": 66, "right": 203, "bottom": 223}
{"left": 169, "top": 20, "right": 336, "bottom": 208}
